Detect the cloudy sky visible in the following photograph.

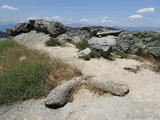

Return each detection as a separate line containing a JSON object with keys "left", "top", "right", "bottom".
{"left": 0, "top": 0, "right": 160, "bottom": 27}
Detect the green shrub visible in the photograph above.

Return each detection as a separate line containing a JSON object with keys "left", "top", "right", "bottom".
{"left": 75, "top": 40, "right": 88, "bottom": 50}
{"left": 0, "top": 39, "right": 18, "bottom": 53}
{"left": 45, "top": 37, "right": 60, "bottom": 46}
{"left": 83, "top": 55, "right": 91, "bottom": 61}
{"left": 0, "top": 43, "right": 51, "bottom": 104}
{"left": 107, "top": 54, "right": 115, "bottom": 61}
{"left": 114, "top": 50, "right": 127, "bottom": 58}
{"left": 89, "top": 50, "right": 101, "bottom": 58}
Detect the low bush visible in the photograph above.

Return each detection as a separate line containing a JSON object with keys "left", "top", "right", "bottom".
{"left": 75, "top": 40, "right": 88, "bottom": 50}
{"left": 82, "top": 55, "right": 91, "bottom": 61}
{"left": 45, "top": 37, "right": 60, "bottom": 46}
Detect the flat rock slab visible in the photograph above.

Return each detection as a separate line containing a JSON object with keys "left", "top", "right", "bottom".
{"left": 88, "top": 78, "right": 129, "bottom": 96}
{"left": 97, "top": 30, "right": 122, "bottom": 37}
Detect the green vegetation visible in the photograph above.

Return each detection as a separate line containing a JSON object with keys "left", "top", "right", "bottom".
{"left": 113, "top": 50, "right": 127, "bottom": 58}
{"left": 0, "top": 40, "right": 51, "bottom": 104}
{"left": 0, "top": 39, "right": 18, "bottom": 53}
{"left": 75, "top": 40, "right": 88, "bottom": 50}
{"left": 0, "top": 39, "right": 81, "bottom": 105}
{"left": 45, "top": 37, "right": 60, "bottom": 46}
{"left": 82, "top": 55, "right": 91, "bottom": 61}
{"left": 106, "top": 54, "right": 115, "bottom": 61}
{"left": 89, "top": 50, "right": 101, "bottom": 58}
{"left": 81, "top": 50, "right": 102, "bottom": 61}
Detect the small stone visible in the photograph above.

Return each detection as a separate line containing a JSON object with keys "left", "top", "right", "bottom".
{"left": 78, "top": 48, "right": 91, "bottom": 57}
{"left": 19, "top": 56, "right": 27, "bottom": 61}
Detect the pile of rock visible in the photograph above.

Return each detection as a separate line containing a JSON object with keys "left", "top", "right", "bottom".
{"left": 117, "top": 31, "right": 160, "bottom": 57}
{"left": 7, "top": 19, "right": 67, "bottom": 37}
{"left": 7, "top": 19, "right": 160, "bottom": 58}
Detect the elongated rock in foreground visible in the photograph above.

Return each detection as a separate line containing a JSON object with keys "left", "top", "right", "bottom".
{"left": 44, "top": 78, "right": 81, "bottom": 109}
{"left": 88, "top": 78, "right": 129, "bottom": 96}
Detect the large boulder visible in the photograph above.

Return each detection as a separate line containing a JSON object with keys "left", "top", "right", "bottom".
{"left": 33, "top": 19, "right": 67, "bottom": 37}
{"left": 56, "top": 34, "right": 72, "bottom": 46}
{"left": 44, "top": 78, "right": 80, "bottom": 109}
{"left": 65, "top": 27, "right": 90, "bottom": 40}
{"left": 6, "top": 23, "right": 33, "bottom": 36}
{"left": 117, "top": 31, "right": 160, "bottom": 57}
{"left": 13, "top": 31, "right": 50, "bottom": 47}
{"left": 88, "top": 36, "right": 117, "bottom": 57}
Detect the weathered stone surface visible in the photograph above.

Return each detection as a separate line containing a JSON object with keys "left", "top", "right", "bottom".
{"left": 88, "top": 36, "right": 116, "bottom": 57}
{"left": 117, "top": 31, "right": 160, "bottom": 57}
{"left": 78, "top": 48, "right": 91, "bottom": 57}
{"left": 44, "top": 78, "right": 80, "bottom": 108}
{"left": 56, "top": 34, "right": 71, "bottom": 46}
{"left": 89, "top": 78, "right": 129, "bottom": 96}
{"left": 34, "top": 19, "right": 67, "bottom": 37}
{"left": 13, "top": 31, "right": 50, "bottom": 47}
{"left": 65, "top": 27, "right": 90, "bottom": 40}
{"left": 7, "top": 22, "right": 33, "bottom": 36}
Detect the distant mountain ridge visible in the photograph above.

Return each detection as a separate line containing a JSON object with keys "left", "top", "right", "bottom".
{"left": 66, "top": 23, "right": 160, "bottom": 31}
{"left": 0, "top": 31, "right": 8, "bottom": 38}
{"left": 0, "top": 24, "right": 16, "bottom": 32}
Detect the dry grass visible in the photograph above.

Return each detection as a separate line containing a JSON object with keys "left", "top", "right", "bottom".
{"left": 135, "top": 54, "right": 160, "bottom": 72}
{"left": 47, "top": 57, "right": 82, "bottom": 89}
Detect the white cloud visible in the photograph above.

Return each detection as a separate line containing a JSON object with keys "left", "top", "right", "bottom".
{"left": 80, "top": 18, "right": 90, "bottom": 22}
{"left": 27, "top": 16, "right": 41, "bottom": 20}
{"left": 2, "top": 5, "right": 19, "bottom": 11}
{"left": 129, "top": 14, "right": 143, "bottom": 19}
{"left": 52, "top": 16, "right": 63, "bottom": 21}
{"left": 137, "top": 8, "right": 155, "bottom": 13}
{"left": 101, "top": 19, "right": 107, "bottom": 23}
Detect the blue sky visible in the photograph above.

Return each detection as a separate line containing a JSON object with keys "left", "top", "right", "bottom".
{"left": 0, "top": 0, "right": 160, "bottom": 27}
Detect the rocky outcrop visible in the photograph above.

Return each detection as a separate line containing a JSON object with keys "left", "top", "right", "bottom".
{"left": 117, "top": 31, "right": 160, "bottom": 57}
{"left": 7, "top": 23, "right": 33, "bottom": 36}
{"left": 33, "top": 19, "right": 67, "bottom": 37}
{"left": 7, "top": 19, "right": 67, "bottom": 37}
{"left": 44, "top": 78, "right": 80, "bottom": 109}
{"left": 88, "top": 36, "right": 117, "bottom": 57}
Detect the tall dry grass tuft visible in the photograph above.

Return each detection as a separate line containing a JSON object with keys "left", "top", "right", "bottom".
{"left": 47, "top": 57, "right": 82, "bottom": 89}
